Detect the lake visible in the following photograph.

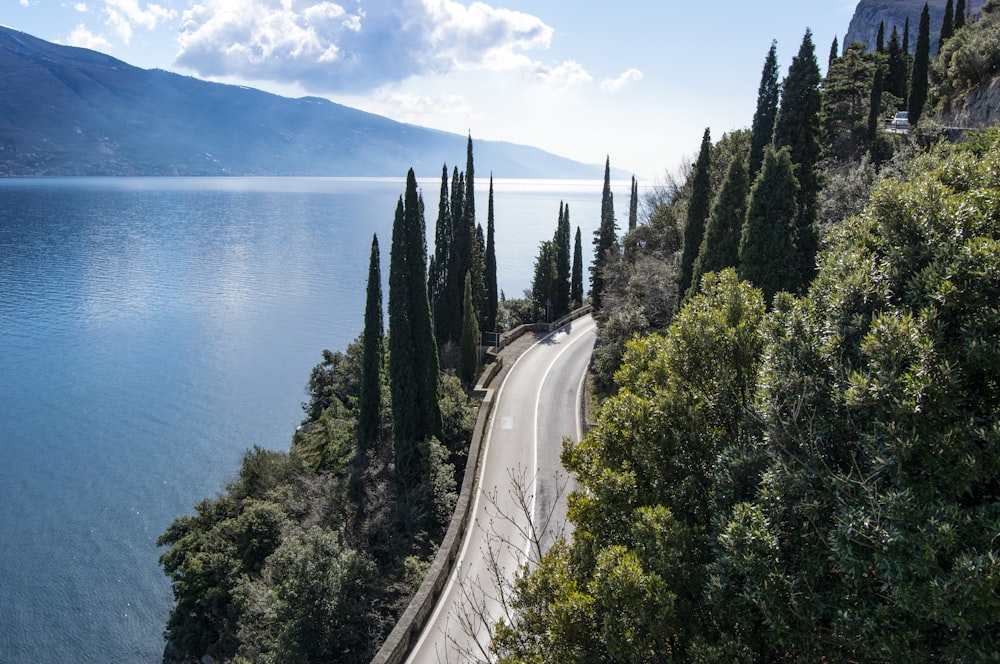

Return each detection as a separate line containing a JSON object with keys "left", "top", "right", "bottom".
{"left": 0, "top": 175, "right": 628, "bottom": 662}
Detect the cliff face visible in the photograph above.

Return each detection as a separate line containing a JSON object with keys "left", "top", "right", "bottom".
{"left": 843, "top": 0, "right": 984, "bottom": 55}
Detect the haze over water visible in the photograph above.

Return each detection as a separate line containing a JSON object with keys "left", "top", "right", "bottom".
{"left": 0, "top": 176, "right": 622, "bottom": 662}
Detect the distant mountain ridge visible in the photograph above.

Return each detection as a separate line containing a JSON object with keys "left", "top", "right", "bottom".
{"left": 844, "top": 0, "right": 984, "bottom": 55}
{"left": 0, "top": 26, "right": 602, "bottom": 178}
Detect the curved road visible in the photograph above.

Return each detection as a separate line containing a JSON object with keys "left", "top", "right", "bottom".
{"left": 406, "top": 315, "right": 597, "bottom": 664}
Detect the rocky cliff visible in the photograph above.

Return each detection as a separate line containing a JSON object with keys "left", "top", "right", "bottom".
{"left": 844, "top": 0, "right": 984, "bottom": 55}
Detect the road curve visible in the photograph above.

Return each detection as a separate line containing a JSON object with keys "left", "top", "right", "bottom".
{"left": 406, "top": 315, "right": 597, "bottom": 664}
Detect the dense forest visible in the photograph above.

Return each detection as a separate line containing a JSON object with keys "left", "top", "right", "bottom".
{"left": 158, "top": 2, "right": 1000, "bottom": 662}
{"left": 493, "top": 3, "right": 1000, "bottom": 662}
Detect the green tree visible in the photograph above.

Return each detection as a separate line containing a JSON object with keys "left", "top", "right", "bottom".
{"left": 553, "top": 201, "right": 572, "bottom": 319}
{"left": 429, "top": 164, "right": 452, "bottom": 347}
{"left": 388, "top": 170, "right": 442, "bottom": 490}
{"left": 908, "top": 3, "right": 931, "bottom": 124}
{"left": 876, "top": 19, "right": 886, "bottom": 52}
{"left": 828, "top": 35, "right": 839, "bottom": 69}
{"left": 485, "top": 175, "right": 498, "bottom": 332}
{"left": 886, "top": 26, "right": 908, "bottom": 106}
{"left": 956, "top": 0, "right": 967, "bottom": 29}
{"left": 531, "top": 239, "right": 558, "bottom": 321}
{"left": 773, "top": 28, "right": 822, "bottom": 289}
{"left": 941, "top": 0, "right": 955, "bottom": 51}
{"left": 678, "top": 128, "right": 712, "bottom": 301}
{"left": 444, "top": 168, "right": 469, "bottom": 347}
{"left": 458, "top": 273, "right": 479, "bottom": 385}
{"left": 823, "top": 42, "right": 880, "bottom": 163}
{"left": 470, "top": 222, "right": 487, "bottom": 331}
{"left": 749, "top": 41, "right": 780, "bottom": 180}
{"left": 628, "top": 175, "right": 638, "bottom": 232}
{"left": 590, "top": 157, "right": 617, "bottom": 309}
{"left": 738, "top": 147, "right": 799, "bottom": 301}
{"left": 867, "top": 56, "right": 886, "bottom": 151}
{"left": 357, "top": 234, "right": 383, "bottom": 453}
{"left": 688, "top": 156, "right": 748, "bottom": 299}
{"left": 571, "top": 225, "right": 583, "bottom": 308}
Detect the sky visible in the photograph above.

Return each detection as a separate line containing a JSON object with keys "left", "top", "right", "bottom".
{"left": 7, "top": 1, "right": 860, "bottom": 180}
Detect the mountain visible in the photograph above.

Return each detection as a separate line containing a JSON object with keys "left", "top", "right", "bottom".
{"left": 843, "top": 0, "right": 984, "bottom": 55}
{"left": 0, "top": 26, "right": 601, "bottom": 178}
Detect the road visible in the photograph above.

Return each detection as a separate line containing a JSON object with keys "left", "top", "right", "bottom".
{"left": 405, "top": 315, "right": 597, "bottom": 664}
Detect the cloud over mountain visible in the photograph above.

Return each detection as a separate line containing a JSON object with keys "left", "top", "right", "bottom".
{"left": 175, "top": 0, "right": 555, "bottom": 92}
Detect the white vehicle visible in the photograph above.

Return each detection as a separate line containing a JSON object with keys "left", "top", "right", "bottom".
{"left": 891, "top": 111, "right": 910, "bottom": 128}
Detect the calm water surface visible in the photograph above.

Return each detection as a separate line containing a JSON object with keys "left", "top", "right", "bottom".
{"left": 0, "top": 175, "right": 625, "bottom": 662}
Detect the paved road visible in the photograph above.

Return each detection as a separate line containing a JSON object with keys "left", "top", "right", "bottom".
{"left": 406, "top": 315, "right": 597, "bottom": 664}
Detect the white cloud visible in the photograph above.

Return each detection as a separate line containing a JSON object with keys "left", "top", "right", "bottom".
{"left": 363, "top": 89, "right": 474, "bottom": 127}
{"left": 600, "top": 67, "right": 643, "bottom": 92}
{"left": 534, "top": 59, "right": 592, "bottom": 91}
{"left": 175, "top": 0, "right": 555, "bottom": 92}
{"left": 66, "top": 23, "right": 112, "bottom": 50}
{"left": 102, "top": 0, "right": 176, "bottom": 44}
{"left": 72, "top": 2, "right": 89, "bottom": 12}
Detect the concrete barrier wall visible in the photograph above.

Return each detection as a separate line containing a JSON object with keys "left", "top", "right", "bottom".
{"left": 370, "top": 305, "right": 591, "bottom": 664}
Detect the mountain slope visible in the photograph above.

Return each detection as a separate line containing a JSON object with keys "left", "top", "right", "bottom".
{"left": 843, "top": 0, "right": 984, "bottom": 55}
{"left": 0, "top": 26, "right": 600, "bottom": 178}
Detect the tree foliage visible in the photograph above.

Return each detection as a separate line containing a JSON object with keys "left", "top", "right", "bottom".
{"left": 908, "top": 2, "right": 931, "bottom": 124}
{"left": 590, "top": 157, "right": 618, "bottom": 309}
{"left": 749, "top": 41, "right": 780, "bottom": 180}
{"left": 678, "top": 128, "right": 712, "bottom": 302}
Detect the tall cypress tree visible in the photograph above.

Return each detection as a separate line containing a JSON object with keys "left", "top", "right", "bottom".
{"left": 829, "top": 36, "right": 840, "bottom": 70}
{"left": 552, "top": 202, "right": 572, "bottom": 319}
{"left": 908, "top": 3, "right": 931, "bottom": 125}
{"left": 357, "top": 233, "right": 383, "bottom": 452}
{"left": 590, "top": 157, "right": 617, "bottom": 309}
{"left": 531, "top": 240, "right": 558, "bottom": 321}
{"left": 773, "top": 28, "right": 822, "bottom": 289}
{"left": 465, "top": 134, "right": 476, "bottom": 238}
{"left": 749, "top": 41, "right": 781, "bottom": 180}
{"left": 903, "top": 16, "right": 911, "bottom": 54}
{"left": 471, "top": 223, "right": 487, "bottom": 331}
{"left": 868, "top": 59, "right": 886, "bottom": 151}
{"left": 571, "top": 225, "right": 583, "bottom": 308}
{"left": 458, "top": 273, "right": 479, "bottom": 385}
{"left": 688, "top": 156, "right": 749, "bottom": 299}
{"left": 429, "top": 164, "right": 452, "bottom": 346}
{"left": 628, "top": 176, "right": 639, "bottom": 232}
{"left": 955, "top": 0, "right": 966, "bottom": 30}
{"left": 389, "top": 170, "right": 442, "bottom": 489}
{"left": 886, "top": 26, "right": 908, "bottom": 107}
{"left": 940, "top": 0, "right": 955, "bottom": 51}
{"left": 876, "top": 20, "right": 886, "bottom": 52}
{"left": 679, "top": 128, "right": 712, "bottom": 301}
{"left": 739, "top": 147, "right": 800, "bottom": 302}
{"left": 444, "top": 168, "right": 469, "bottom": 346}
{"left": 484, "top": 176, "right": 498, "bottom": 332}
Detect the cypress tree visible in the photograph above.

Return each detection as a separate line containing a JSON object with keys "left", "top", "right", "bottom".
{"left": 867, "top": 59, "right": 886, "bottom": 151}
{"left": 590, "top": 157, "right": 617, "bottom": 309}
{"left": 876, "top": 20, "right": 886, "bottom": 52}
{"left": 571, "top": 225, "right": 583, "bottom": 308}
{"left": 773, "top": 28, "right": 822, "bottom": 290}
{"left": 552, "top": 202, "right": 571, "bottom": 319}
{"left": 464, "top": 134, "right": 476, "bottom": 248}
{"left": 484, "top": 176, "right": 498, "bottom": 332}
{"left": 829, "top": 36, "right": 840, "bottom": 70}
{"left": 738, "top": 147, "right": 800, "bottom": 302}
{"left": 908, "top": 3, "right": 931, "bottom": 125}
{"left": 688, "top": 156, "right": 748, "bottom": 299}
{"left": 388, "top": 170, "right": 442, "bottom": 489}
{"left": 940, "top": 0, "right": 955, "bottom": 51}
{"left": 531, "top": 240, "right": 558, "bottom": 321}
{"left": 458, "top": 273, "right": 479, "bottom": 385}
{"left": 429, "top": 164, "right": 452, "bottom": 346}
{"left": 471, "top": 223, "right": 487, "bottom": 331}
{"left": 444, "top": 168, "right": 469, "bottom": 346}
{"left": 357, "top": 233, "right": 383, "bottom": 452}
{"left": 903, "top": 16, "right": 911, "bottom": 54}
{"left": 628, "top": 175, "right": 639, "bottom": 232}
{"left": 678, "top": 128, "right": 712, "bottom": 301}
{"left": 886, "top": 26, "right": 908, "bottom": 106}
{"left": 749, "top": 41, "right": 780, "bottom": 180}
{"left": 955, "top": 0, "right": 966, "bottom": 30}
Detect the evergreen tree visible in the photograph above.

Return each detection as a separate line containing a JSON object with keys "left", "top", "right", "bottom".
{"left": 357, "top": 234, "right": 383, "bottom": 452}
{"left": 688, "top": 156, "right": 748, "bottom": 299}
{"left": 590, "top": 157, "right": 617, "bottom": 309}
{"left": 739, "top": 147, "right": 799, "bottom": 301}
{"left": 678, "top": 128, "right": 712, "bottom": 300}
{"left": 876, "top": 20, "right": 886, "bottom": 52}
{"left": 773, "top": 28, "right": 822, "bottom": 290}
{"left": 484, "top": 176, "right": 498, "bottom": 332}
{"left": 867, "top": 58, "right": 886, "bottom": 151}
{"left": 388, "top": 170, "right": 442, "bottom": 489}
{"left": 828, "top": 36, "right": 839, "bottom": 70}
{"left": 903, "top": 16, "right": 911, "bottom": 54}
{"left": 749, "top": 41, "right": 781, "bottom": 180}
{"left": 955, "top": 0, "right": 966, "bottom": 30}
{"left": 471, "top": 223, "right": 487, "bottom": 331}
{"left": 465, "top": 134, "right": 476, "bottom": 238}
{"left": 553, "top": 202, "right": 572, "bottom": 319}
{"left": 429, "top": 164, "right": 452, "bottom": 346}
{"left": 908, "top": 3, "right": 931, "bottom": 125}
{"left": 458, "top": 273, "right": 479, "bottom": 385}
{"left": 531, "top": 240, "right": 558, "bottom": 321}
{"left": 886, "top": 26, "right": 908, "bottom": 106}
{"left": 628, "top": 175, "right": 639, "bottom": 232}
{"left": 571, "top": 225, "right": 583, "bottom": 308}
{"left": 444, "top": 168, "right": 470, "bottom": 346}
{"left": 940, "top": 0, "right": 955, "bottom": 51}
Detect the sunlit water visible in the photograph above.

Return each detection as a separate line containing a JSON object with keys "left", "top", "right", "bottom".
{"left": 0, "top": 175, "right": 629, "bottom": 662}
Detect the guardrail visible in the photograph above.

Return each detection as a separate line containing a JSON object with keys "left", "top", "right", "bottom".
{"left": 370, "top": 305, "right": 592, "bottom": 664}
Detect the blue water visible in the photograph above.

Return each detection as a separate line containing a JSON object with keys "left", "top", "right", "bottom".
{"left": 0, "top": 175, "right": 618, "bottom": 662}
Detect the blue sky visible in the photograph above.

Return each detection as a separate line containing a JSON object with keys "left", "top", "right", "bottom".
{"left": 7, "top": 1, "right": 858, "bottom": 179}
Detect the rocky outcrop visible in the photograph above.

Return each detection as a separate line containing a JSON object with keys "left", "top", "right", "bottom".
{"left": 843, "top": 0, "right": 984, "bottom": 55}
{"left": 938, "top": 76, "right": 1000, "bottom": 127}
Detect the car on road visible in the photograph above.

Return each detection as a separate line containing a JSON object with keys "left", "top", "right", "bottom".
{"left": 891, "top": 111, "right": 909, "bottom": 129}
